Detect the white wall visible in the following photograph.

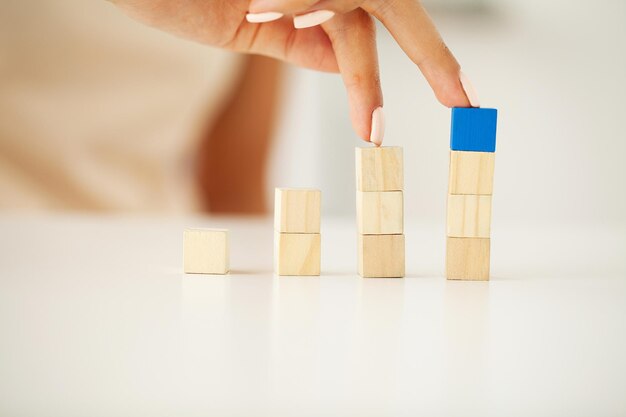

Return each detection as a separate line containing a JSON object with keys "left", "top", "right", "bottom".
{"left": 270, "top": 0, "right": 626, "bottom": 228}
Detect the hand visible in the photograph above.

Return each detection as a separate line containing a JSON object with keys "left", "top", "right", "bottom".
{"left": 108, "top": 0, "right": 478, "bottom": 145}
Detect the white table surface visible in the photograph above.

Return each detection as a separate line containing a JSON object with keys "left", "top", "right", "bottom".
{"left": 1, "top": 215, "right": 625, "bottom": 416}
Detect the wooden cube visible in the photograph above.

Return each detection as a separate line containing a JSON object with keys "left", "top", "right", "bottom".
{"left": 357, "top": 234, "right": 405, "bottom": 278}
{"left": 183, "top": 228, "right": 229, "bottom": 274}
{"left": 274, "top": 232, "right": 321, "bottom": 276}
{"left": 446, "top": 237, "right": 490, "bottom": 281}
{"left": 449, "top": 151, "right": 495, "bottom": 195}
{"left": 447, "top": 194, "right": 492, "bottom": 238}
{"left": 355, "top": 147, "right": 403, "bottom": 191}
{"left": 356, "top": 191, "right": 403, "bottom": 235}
{"left": 274, "top": 188, "right": 321, "bottom": 233}
{"left": 450, "top": 107, "right": 498, "bottom": 152}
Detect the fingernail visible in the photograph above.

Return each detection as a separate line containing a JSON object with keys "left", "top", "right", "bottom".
{"left": 293, "top": 10, "right": 335, "bottom": 29}
{"left": 246, "top": 12, "right": 283, "bottom": 23}
{"left": 369, "top": 106, "right": 385, "bottom": 146}
{"left": 459, "top": 71, "right": 480, "bottom": 108}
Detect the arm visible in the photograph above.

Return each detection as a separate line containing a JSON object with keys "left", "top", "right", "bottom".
{"left": 196, "top": 55, "right": 283, "bottom": 214}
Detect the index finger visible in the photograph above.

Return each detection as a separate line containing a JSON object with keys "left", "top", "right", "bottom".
{"left": 322, "top": 9, "right": 384, "bottom": 144}
{"left": 363, "top": 0, "right": 475, "bottom": 107}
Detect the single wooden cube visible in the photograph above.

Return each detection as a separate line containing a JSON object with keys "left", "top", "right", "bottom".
{"left": 446, "top": 237, "right": 490, "bottom": 281}
{"left": 450, "top": 107, "right": 498, "bottom": 152}
{"left": 355, "top": 147, "right": 403, "bottom": 191}
{"left": 449, "top": 151, "right": 495, "bottom": 195}
{"left": 447, "top": 194, "right": 492, "bottom": 238}
{"left": 357, "top": 234, "right": 405, "bottom": 278}
{"left": 356, "top": 191, "right": 403, "bottom": 235}
{"left": 183, "top": 228, "right": 229, "bottom": 274}
{"left": 274, "top": 232, "right": 321, "bottom": 276}
{"left": 274, "top": 188, "right": 321, "bottom": 233}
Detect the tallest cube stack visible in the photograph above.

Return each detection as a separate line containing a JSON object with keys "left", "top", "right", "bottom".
{"left": 446, "top": 108, "right": 498, "bottom": 280}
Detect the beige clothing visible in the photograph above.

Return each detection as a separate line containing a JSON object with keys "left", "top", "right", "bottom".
{"left": 0, "top": 0, "right": 243, "bottom": 212}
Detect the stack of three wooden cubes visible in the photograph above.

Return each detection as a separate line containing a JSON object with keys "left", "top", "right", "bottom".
{"left": 355, "top": 146, "right": 405, "bottom": 278}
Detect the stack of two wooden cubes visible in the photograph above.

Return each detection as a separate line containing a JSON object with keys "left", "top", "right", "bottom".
{"left": 446, "top": 108, "right": 498, "bottom": 280}
{"left": 274, "top": 188, "right": 322, "bottom": 276}
{"left": 355, "top": 147, "right": 405, "bottom": 278}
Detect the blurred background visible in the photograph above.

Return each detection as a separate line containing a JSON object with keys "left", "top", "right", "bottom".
{"left": 1, "top": 0, "right": 625, "bottom": 230}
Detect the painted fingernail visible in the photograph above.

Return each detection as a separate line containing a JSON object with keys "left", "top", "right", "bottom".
{"left": 293, "top": 10, "right": 335, "bottom": 29}
{"left": 460, "top": 71, "right": 481, "bottom": 108}
{"left": 246, "top": 12, "right": 283, "bottom": 23}
{"left": 369, "top": 106, "right": 385, "bottom": 146}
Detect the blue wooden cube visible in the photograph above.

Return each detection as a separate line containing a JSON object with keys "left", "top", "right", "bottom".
{"left": 450, "top": 108, "right": 498, "bottom": 152}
